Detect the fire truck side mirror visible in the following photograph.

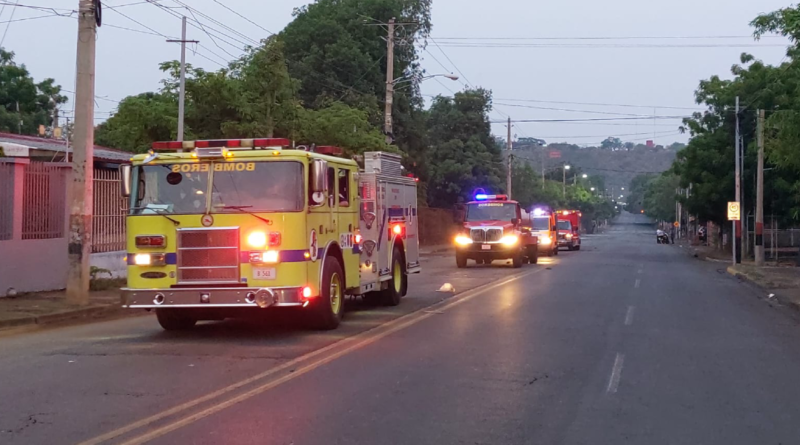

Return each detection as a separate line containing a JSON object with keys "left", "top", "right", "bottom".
{"left": 120, "top": 164, "right": 132, "bottom": 197}
{"left": 310, "top": 159, "right": 328, "bottom": 194}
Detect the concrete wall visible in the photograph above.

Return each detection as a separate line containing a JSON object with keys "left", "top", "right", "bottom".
{"left": 89, "top": 250, "right": 126, "bottom": 279}
{"left": 0, "top": 160, "right": 72, "bottom": 297}
{"left": 418, "top": 207, "right": 458, "bottom": 246}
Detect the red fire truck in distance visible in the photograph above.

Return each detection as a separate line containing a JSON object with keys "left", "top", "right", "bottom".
{"left": 454, "top": 193, "right": 538, "bottom": 268}
{"left": 556, "top": 209, "right": 582, "bottom": 251}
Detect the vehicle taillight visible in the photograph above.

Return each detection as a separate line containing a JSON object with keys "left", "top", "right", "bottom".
{"left": 389, "top": 224, "right": 405, "bottom": 239}
{"left": 135, "top": 235, "right": 166, "bottom": 248}
{"left": 355, "top": 233, "right": 362, "bottom": 244}
{"left": 302, "top": 286, "right": 313, "bottom": 298}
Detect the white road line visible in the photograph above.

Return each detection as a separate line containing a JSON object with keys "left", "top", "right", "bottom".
{"left": 606, "top": 353, "right": 625, "bottom": 394}
{"left": 634, "top": 279, "right": 640, "bottom": 288}
{"left": 624, "top": 306, "right": 635, "bottom": 326}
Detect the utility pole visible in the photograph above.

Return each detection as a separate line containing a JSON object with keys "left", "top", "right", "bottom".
{"left": 562, "top": 165, "right": 566, "bottom": 198}
{"left": 541, "top": 149, "right": 545, "bottom": 190}
{"left": 166, "top": 17, "right": 198, "bottom": 143}
{"left": 507, "top": 117, "right": 512, "bottom": 198}
{"left": 66, "top": 0, "right": 97, "bottom": 305}
{"left": 755, "top": 109, "right": 765, "bottom": 266}
{"left": 734, "top": 96, "right": 741, "bottom": 264}
{"left": 16, "top": 101, "right": 21, "bottom": 134}
{"left": 383, "top": 17, "right": 396, "bottom": 145}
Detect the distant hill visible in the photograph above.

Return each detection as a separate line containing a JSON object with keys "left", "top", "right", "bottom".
{"left": 508, "top": 143, "right": 677, "bottom": 193}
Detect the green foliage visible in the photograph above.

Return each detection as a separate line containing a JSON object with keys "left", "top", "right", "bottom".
{"left": 0, "top": 49, "right": 67, "bottom": 135}
{"left": 642, "top": 173, "right": 680, "bottom": 222}
{"left": 425, "top": 89, "right": 503, "bottom": 207}
{"left": 297, "top": 102, "right": 388, "bottom": 154}
{"left": 95, "top": 92, "right": 177, "bottom": 153}
{"left": 626, "top": 173, "right": 657, "bottom": 212}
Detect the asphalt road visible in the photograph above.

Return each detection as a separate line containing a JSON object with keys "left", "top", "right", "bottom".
{"left": 4, "top": 216, "right": 800, "bottom": 444}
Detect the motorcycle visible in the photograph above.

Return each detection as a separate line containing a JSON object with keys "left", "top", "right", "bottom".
{"left": 656, "top": 230, "right": 670, "bottom": 244}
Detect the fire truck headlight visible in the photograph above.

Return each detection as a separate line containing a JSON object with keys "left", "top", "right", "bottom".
{"left": 134, "top": 253, "right": 165, "bottom": 266}
{"left": 540, "top": 236, "right": 552, "bottom": 245}
{"left": 262, "top": 250, "right": 279, "bottom": 264}
{"left": 566, "top": 233, "right": 573, "bottom": 239}
{"left": 454, "top": 235, "right": 473, "bottom": 245}
{"left": 134, "top": 254, "right": 151, "bottom": 266}
{"left": 247, "top": 231, "right": 267, "bottom": 248}
{"left": 500, "top": 235, "right": 519, "bottom": 246}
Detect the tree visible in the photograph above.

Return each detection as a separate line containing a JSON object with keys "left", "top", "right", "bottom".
{"left": 601, "top": 137, "right": 623, "bottom": 150}
{"left": 95, "top": 93, "right": 176, "bottom": 153}
{"left": 0, "top": 49, "right": 67, "bottom": 135}
{"left": 643, "top": 173, "right": 680, "bottom": 222}
{"left": 425, "top": 89, "right": 503, "bottom": 207}
{"left": 297, "top": 102, "right": 388, "bottom": 155}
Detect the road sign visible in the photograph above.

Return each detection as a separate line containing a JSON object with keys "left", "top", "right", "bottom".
{"left": 727, "top": 201, "right": 740, "bottom": 221}
{"left": 674, "top": 221, "right": 679, "bottom": 227}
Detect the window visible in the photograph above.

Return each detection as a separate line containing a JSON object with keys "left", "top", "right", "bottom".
{"left": 532, "top": 217, "right": 551, "bottom": 230}
{"left": 338, "top": 169, "right": 350, "bottom": 207}
{"left": 557, "top": 220, "right": 572, "bottom": 231}
{"left": 465, "top": 203, "right": 517, "bottom": 221}
{"left": 327, "top": 167, "right": 336, "bottom": 208}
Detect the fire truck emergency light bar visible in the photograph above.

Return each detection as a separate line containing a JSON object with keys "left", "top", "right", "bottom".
{"left": 475, "top": 194, "right": 508, "bottom": 201}
{"left": 151, "top": 138, "right": 291, "bottom": 151}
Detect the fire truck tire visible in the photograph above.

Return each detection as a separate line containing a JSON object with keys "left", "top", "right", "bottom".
{"left": 383, "top": 246, "right": 405, "bottom": 306}
{"left": 456, "top": 252, "right": 467, "bottom": 268}
{"left": 527, "top": 245, "right": 539, "bottom": 264}
{"left": 553, "top": 246, "right": 559, "bottom": 256}
{"left": 512, "top": 249, "right": 524, "bottom": 268}
{"left": 155, "top": 309, "right": 197, "bottom": 331}
{"left": 310, "top": 256, "right": 345, "bottom": 330}
{"left": 575, "top": 244, "right": 581, "bottom": 251}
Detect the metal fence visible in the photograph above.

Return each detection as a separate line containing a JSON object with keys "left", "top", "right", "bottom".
{"left": 93, "top": 167, "right": 127, "bottom": 253}
{"left": 744, "top": 215, "right": 800, "bottom": 262}
{"left": 22, "top": 162, "right": 67, "bottom": 240}
{"left": 0, "top": 162, "right": 13, "bottom": 240}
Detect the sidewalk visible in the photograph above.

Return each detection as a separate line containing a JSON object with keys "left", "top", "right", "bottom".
{"left": 726, "top": 263, "right": 800, "bottom": 310}
{"left": 0, "top": 288, "right": 130, "bottom": 331}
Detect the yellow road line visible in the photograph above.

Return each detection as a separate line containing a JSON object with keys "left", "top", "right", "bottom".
{"left": 79, "top": 268, "right": 541, "bottom": 445}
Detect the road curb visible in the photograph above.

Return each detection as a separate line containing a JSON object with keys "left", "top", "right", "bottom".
{"left": 0, "top": 304, "right": 134, "bottom": 331}
{"left": 725, "top": 266, "right": 800, "bottom": 312}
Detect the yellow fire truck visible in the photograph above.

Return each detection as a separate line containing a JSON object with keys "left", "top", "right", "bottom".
{"left": 120, "top": 139, "right": 420, "bottom": 331}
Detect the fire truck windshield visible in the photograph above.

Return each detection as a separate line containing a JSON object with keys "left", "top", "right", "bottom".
{"left": 130, "top": 161, "right": 304, "bottom": 215}
{"left": 557, "top": 220, "right": 572, "bottom": 231}
{"left": 532, "top": 217, "right": 551, "bottom": 230}
{"left": 465, "top": 203, "right": 517, "bottom": 221}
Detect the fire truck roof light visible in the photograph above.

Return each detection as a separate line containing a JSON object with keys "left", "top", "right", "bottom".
{"left": 475, "top": 194, "right": 489, "bottom": 200}
{"left": 151, "top": 138, "right": 291, "bottom": 151}
{"left": 533, "top": 208, "right": 546, "bottom": 216}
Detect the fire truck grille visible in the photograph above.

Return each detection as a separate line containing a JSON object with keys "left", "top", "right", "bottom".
{"left": 470, "top": 228, "right": 504, "bottom": 243}
{"left": 486, "top": 229, "right": 503, "bottom": 242}
{"left": 177, "top": 228, "right": 240, "bottom": 283}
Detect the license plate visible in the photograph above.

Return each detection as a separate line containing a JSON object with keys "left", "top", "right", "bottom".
{"left": 253, "top": 267, "right": 276, "bottom": 280}
{"left": 481, "top": 244, "right": 491, "bottom": 250}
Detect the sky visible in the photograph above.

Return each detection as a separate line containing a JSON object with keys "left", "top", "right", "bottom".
{"left": 4, "top": 0, "right": 792, "bottom": 147}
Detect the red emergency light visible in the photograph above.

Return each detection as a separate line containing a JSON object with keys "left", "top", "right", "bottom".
{"left": 315, "top": 146, "right": 343, "bottom": 156}
{"left": 151, "top": 138, "right": 291, "bottom": 150}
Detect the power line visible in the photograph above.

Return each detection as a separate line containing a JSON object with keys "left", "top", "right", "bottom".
{"left": 433, "top": 42, "right": 787, "bottom": 49}
{"left": 432, "top": 35, "right": 787, "bottom": 41}
{"left": 212, "top": 0, "right": 273, "bottom": 36}
{"left": 429, "top": 37, "right": 473, "bottom": 87}
{"left": 0, "top": 0, "right": 18, "bottom": 47}
{"left": 494, "top": 102, "right": 669, "bottom": 117}
{"left": 493, "top": 97, "right": 703, "bottom": 111}
{"left": 492, "top": 116, "right": 689, "bottom": 123}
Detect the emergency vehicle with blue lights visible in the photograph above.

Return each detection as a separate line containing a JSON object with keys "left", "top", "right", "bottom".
{"left": 119, "top": 139, "right": 420, "bottom": 331}
{"left": 454, "top": 193, "right": 538, "bottom": 267}
{"left": 523, "top": 206, "right": 559, "bottom": 256}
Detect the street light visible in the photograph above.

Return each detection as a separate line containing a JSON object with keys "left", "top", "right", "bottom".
{"left": 621, "top": 187, "right": 625, "bottom": 190}
{"left": 393, "top": 73, "right": 459, "bottom": 86}
{"left": 582, "top": 174, "right": 588, "bottom": 179}
{"left": 562, "top": 165, "right": 571, "bottom": 198}
{"left": 590, "top": 187, "right": 595, "bottom": 191}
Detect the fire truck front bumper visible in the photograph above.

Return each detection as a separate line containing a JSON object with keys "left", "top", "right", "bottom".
{"left": 121, "top": 287, "right": 306, "bottom": 309}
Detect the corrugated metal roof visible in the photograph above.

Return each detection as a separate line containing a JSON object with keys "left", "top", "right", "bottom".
{"left": 0, "top": 132, "right": 131, "bottom": 162}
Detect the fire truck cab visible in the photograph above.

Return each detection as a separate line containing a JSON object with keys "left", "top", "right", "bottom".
{"left": 119, "top": 139, "right": 419, "bottom": 331}
{"left": 556, "top": 210, "right": 582, "bottom": 251}
{"left": 454, "top": 193, "right": 538, "bottom": 267}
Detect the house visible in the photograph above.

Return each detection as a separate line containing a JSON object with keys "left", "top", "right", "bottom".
{"left": 0, "top": 133, "right": 130, "bottom": 297}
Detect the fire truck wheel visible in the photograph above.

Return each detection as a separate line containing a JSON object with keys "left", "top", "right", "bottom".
{"left": 512, "top": 248, "right": 524, "bottom": 268}
{"left": 575, "top": 244, "right": 581, "bottom": 251}
{"left": 527, "top": 245, "right": 539, "bottom": 264}
{"left": 553, "top": 246, "right": 559, "bottom": 256}
{"left": 155, "top": 309, "right": 197, "bottom": 331}
{"left": 456, "top": 252, "right": 467, "bottom": 268}
{"left": 311, "top": 256, "right": 345, "bottom": 330}
{"left": 383, "top": 246, "right": 405, "bottom": 306}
